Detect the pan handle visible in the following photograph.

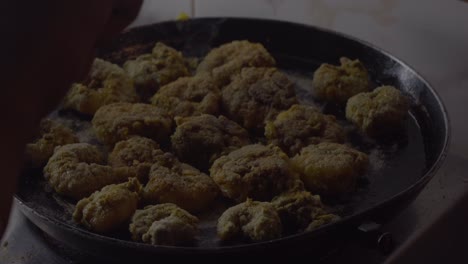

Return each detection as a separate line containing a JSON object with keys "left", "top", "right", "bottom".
{"left": 357, "top": 221, "right": 394, "bottom": 255}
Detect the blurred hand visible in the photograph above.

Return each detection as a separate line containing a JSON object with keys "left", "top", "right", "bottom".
{"left": 0, "top": 0, "right": 142, "bottom": 238}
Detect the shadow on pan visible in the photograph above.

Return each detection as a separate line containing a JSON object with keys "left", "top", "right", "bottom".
{"left": 15, "top": 18, "right": 450, "bottom": 260}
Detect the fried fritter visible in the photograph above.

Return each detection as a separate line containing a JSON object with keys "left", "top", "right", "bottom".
{"left": 143, "top": 152, "right": 219, "bottom": 213}
{"left": 271, "top": 190, "right": 325, "bottom": 232}
{"left": 108, "top": 136, "right": 161, "bottom": 182}
{"left": 346, "top": 85, "right": 410, "bottom": 137}
{"left": 312, "top": 57, "right": 369, "bottom": 104}
{"left": 217, "top": 199, "right": 282, "bottom": 242}
{"left": 150, "top": 73, "right": 221, "bottom": 118}
{"left": 210, "top": 144, "right": 298, "bottom": 202}
{"left": 197, "top": 40, "right": 276, "bottom": 86}
{"left": 73, "top": 178, "right": 141, "bottom": 233}
{"left": 265, "top": 104, "right": 345, "bottom": 156}
{"left": 306, "top": 214, "right": 341, "bottom": 231}
{"left": 25, "top": 119, "right": 79, "bottom": 168}
{"left": 63, "top": 58, "right": 139, "bottom": 115}
{"left": 124, "top": 42, "right": 189, "bottom": 100}
{"left": 221, "top": 67, "right": 297, "bottom": 133}
{"left": 184, "top": 57, "right": 200, "bottom": 73}
{"left": 92, "top": 103, "right": 173, "bottom": 145}
{"left": 292, "top": 143, "right": 369, "bottom": 196}
{"left": 129, "top": 203, "right": 198, "bottom": 246}
{"left": 44, "top": 143, "right": 135, "bottom": 199}
{"left": 171, "top": 114, "right": 250, "bottom": 170}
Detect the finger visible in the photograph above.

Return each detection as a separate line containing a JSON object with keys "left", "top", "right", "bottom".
{"left": 97, "top": 0, "right": 143, "bottom": 46}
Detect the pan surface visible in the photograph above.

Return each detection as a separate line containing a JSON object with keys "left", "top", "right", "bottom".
{"left": 15, "top": 18, "right": 449, "bottom": 258}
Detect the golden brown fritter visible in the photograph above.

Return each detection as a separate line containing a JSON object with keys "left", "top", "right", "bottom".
{"left": 217, "top": 199, "right": 282, "bottom": 242}
{"left": 221, "top": 67, "right": 297, "bottom": 133}
{"left": 92, "top": 103, "right": 173, "bottom": 146}
{"left": 346, "top": 85, "right": 410, "bottom": 137}
{"left": 306, "top": 214, "right": 341, "bottom": 231}
{"left": 210, "top": 144, "right": 299, "bottom": 202}
{"left": 150, "top": 73, "right": 221, "bottom": 118}
{"left": 271, "top": 190, "right": 325, "bottom": 231}
{"left": 265, "top": 104, "right": 345, "bottom": 156}
{"left": 129, "top": 203, "right": 198, "bottom": 246}
{"left": 108, "top": 137, "right": 161, "bottom": 182}
{"left": 63, "top": 58, "right": 139, "bottom": 115}
{"left": 184, "top": 57, "right": 200, "bottom": 73}
{"left": 73, "top": 178, "right": 141, "bottom": 233}
{"left": 312, "top": 57, "right": 369, "bottom": 104}
{"left": 171, "top": 114, "right": 250, "bottom": 170}
{"left": 143, "top": 152, "right": 219, "bottom": 213}
{"left": 292, "top": 143, "right": 369, "bottom": 196}
{"left": 197, "top": 40, "right": 276, "bottom": 86}
{"left": 44, "top": 143, "right": 135, "bottom": 199}
{"left": 124, "top": 42, "right": 189, "bottom": 100}
{"left": 25, "top": 119, "right": 79, "bottom": 168}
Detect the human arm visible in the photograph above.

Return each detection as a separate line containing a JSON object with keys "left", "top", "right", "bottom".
{"left": 0, "top": 0, "right": 142, "bottom": 237}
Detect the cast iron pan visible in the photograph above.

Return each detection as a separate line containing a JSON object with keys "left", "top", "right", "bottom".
{"left": 15, "top": 18, "right": 449, "bottom": 260}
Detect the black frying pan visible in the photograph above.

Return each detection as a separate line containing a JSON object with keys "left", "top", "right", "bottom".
{"left": 15, "top": 18, "right": 450, "bottom": 260}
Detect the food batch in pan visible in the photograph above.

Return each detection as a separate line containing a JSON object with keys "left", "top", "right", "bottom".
{"left": 25, "top": 40, "right": 410, "bottom": 246}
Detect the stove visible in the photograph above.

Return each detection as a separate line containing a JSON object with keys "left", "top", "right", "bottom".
{"left": 1, "top": 152, "right": 467, "bottom": 263}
